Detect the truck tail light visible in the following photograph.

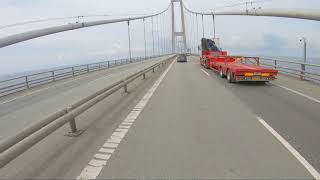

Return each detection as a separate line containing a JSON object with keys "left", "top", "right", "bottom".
{"left": 261, "top": 73, "right": 270, "bottom": 77}
{"left": 244, "top": 72, "right": 254, "bottom": 76}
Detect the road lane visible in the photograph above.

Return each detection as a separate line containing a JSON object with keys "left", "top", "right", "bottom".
{"left": 96, "top": 58, "right": 313, "bottom": 179}
{"left": 0, "top": 56, "right": 172, "bottom": 141}
{"left": 194, "top": 56, "right": 320, "bottom": 173}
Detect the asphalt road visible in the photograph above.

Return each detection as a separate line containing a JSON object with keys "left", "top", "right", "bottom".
{"left": 0, "top": 56, "right": 319, "bottom": 179}
{"left": 96, "top": 57, "right": 315, "bottom": 179}
{"left": 0, "top": 56, "right": 172, "bottom": 142}
{"left": 196, "top": 56, "right": 320, "bottom": 174}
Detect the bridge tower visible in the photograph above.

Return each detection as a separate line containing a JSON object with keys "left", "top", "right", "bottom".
{"left": 171, "top": 0, "right": 187, "bottom": 53}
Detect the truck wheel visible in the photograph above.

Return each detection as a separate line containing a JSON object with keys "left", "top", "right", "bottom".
{"left": 227, "top": 70, "right": 234, "bottom": 83}
{"left": 205, "top": 59, "right": 209, "bottom": 69}
{"left": 219, "top": 68, "right": 225, "bottom": 78}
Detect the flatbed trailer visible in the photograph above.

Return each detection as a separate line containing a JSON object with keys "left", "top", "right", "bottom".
{"left": 200, "top": 38, "right": 278, "bottom": 83}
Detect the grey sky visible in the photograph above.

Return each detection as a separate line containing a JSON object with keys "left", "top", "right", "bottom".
{"left": 0, "top": 0, "right": 319, "bottom": 76}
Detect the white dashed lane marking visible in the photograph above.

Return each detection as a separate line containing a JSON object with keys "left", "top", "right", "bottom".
{"left": 201, "top": 69, "right": 210, "bottom": 76}
{"left": 77, "top": 60, "right": 175, "bottom": 180}
{"left": 257, "top": 117, "right": 320, "bottom": 179}
{"left": 272, "top": 83, "right": 320, "bottom": 104}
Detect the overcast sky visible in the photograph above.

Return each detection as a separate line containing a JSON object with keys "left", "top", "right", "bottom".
{"left": 0, "top": 0, "right": 319, "bottom": 76}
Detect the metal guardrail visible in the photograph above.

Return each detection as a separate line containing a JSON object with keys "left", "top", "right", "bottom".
{"left": 0, "top": 55, "right": 176, "bottom": 168}
{"left": 260, "top": 58, "right": 320, "bottom": 82}
{"left": 0, "top": 55, "right": 168, "bottom": 98}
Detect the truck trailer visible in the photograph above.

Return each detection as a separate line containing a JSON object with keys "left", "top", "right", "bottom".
{"left": 200, "top": 38, "right": 278, "bottom": 83}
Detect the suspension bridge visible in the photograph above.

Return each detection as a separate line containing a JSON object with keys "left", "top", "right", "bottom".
{"left": 0, "top": 0, "right": 320, "bottom": 179}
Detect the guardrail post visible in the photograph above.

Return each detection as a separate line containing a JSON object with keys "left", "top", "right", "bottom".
{"left": 152, "top": 67, "right": 155, "bottom": 72}
{"left": 65, "top": 107, "right": 84, "bottom": 137}
{"left": 301, "top": 64, "right": 306, "bottom": 80}
{"left": 66, "top": 118, "right": 84, "bottom": 137}
{"left": 25, "top": 76, "right": 30, "bottom": 89}
{"left": 52, "top": 71, "right": 55, "bottom": 81}
{"left": 87, "top": 64, "right": 89, "bottom": 73}
{"left": 124, "top": 84, "right": 128, "bottom": 93}
{"left": 72, "top": 67, "right": 75, "bottom": 77}
{"left": 143, "top": 73, "right": 146, "bottom": 79}
{"left": 69, "top": 119, "right": 77, "bottom": 133}
{"left": 274, "top": 59, "right": 277, "bottom": 69}
{"left": 108, "top": 61, "right": 110, "bottom": 68}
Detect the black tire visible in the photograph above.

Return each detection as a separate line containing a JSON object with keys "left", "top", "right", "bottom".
{"left": 204, "top": 59, "right": 210, "bottom": 69}
{"left": 219, "top": 68, "right": 225, "bottom": 78}
{"left": 227, "top": 70, "right": 234, "bottom": 83}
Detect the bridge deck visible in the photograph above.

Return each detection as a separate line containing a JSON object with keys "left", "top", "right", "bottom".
{"left": 0, "top": 56, "right": 319, "bottom": 179}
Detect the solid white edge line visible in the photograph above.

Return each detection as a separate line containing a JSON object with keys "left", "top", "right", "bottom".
{"left": 257, "top": 117, "right": 320, "bottom": 179}
{"left": 272, "top": 83, "right": 320, "bottom": 104}
{"left": 77, "top": 59, "right": 175, "bottom": 180}
{"left": 201, "top": 69, "right": 210, "bottom": 76}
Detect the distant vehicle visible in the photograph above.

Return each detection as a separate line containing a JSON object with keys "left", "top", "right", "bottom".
{"left": 177, "top": 54, "right": 187, "bottom": 63}
{"left": 199, "top": 38, "right": 278, "bottom": 83}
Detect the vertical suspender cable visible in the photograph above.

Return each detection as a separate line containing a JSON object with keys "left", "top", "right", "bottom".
{"left": 143, "top": 18, "right": 147, "bottom": 59}
{"left": 202, "top": 14, "right": 205, "bottom": 37}
{"left": 151, "top": 17, "right": 155, "bottom": 56}
{"left": 159, "top": 14, "right": 162, "bottom": 55}
{"left": 189, "top": 13, "right": 192, "bottom": 52}
{"left": 156, "top": 15, "right": 160, "bottom": 56}
{"left": 164, "top": 10, "right": 169, "bottom": 54}
{"left": 162, "top": 11, "right": 165, "bottom": 54}
{"left": 164, "top": 10, "right": 166, "bottom": 54}
{"left": 196, "top": 14, "right": 199, "bottom": 54}
{"left": 127, "top": 20, "right": 132, "bottom": 62}
{"left": 164, "top": 12, "right": 166, "bottom": 55}
{"left": 160, "top": 13, "right": 163, "bottom": 55}
{"left": 190, "top": 12, "right": 192, "bottom": 53}
{"left": 163, "top": 10, "right": 168, "bottom": 54}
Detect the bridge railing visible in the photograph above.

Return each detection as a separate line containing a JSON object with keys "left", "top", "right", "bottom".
{"left": 0, "top": 55, "right": 167, "bottom": 98}
{"left": 260, "top": 58, "right": 320, "bottom": 82}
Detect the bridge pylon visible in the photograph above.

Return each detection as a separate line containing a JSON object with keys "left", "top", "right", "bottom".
{"left": 171, "top": 0, "right": 187, "bottom": 53}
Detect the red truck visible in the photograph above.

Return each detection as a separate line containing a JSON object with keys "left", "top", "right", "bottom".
{"left": 200, "top": 38, "right": 278, "bottom": 83}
